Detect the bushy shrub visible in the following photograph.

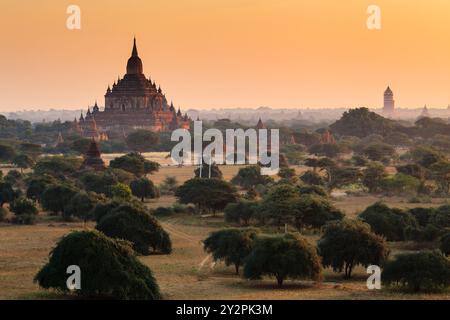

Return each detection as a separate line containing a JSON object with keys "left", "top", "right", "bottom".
{"left": 96, "top": 204, "right": 171, "bottom": 255}
{"left": 243, "top": 233, "right": 322, "bottom": 287}
{"left": 359, "top": 202, "right": 418, "bottom": 241}
{"left": 318, "top": 220, "right": 390, "bottom": 278}
{"left": 383, "top": 250, "right": 450, "bottom": 291}
{"left": 224, "top": 200, "right": 258, "bottom": 226}
{"left": 10, "top": 197, "right": 39, "bottom": 225}
{"left": 35, "top": 230, "right": 161, "bottom": 299}
{"left": 203, "top": 228, "right": 259, "bottom": 274}
{"left": 153, "top": 206, "right": 175, "bottom": 217}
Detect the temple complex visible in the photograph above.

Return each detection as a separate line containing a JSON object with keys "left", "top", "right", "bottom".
{"left": 77, "top": 38, "right": 190, "bottom": 140}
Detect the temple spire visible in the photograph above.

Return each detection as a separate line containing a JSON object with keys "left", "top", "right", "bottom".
{"left": 132, "top": 37, "right": 138, "bottom": 57}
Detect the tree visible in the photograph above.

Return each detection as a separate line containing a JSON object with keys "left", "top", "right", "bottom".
{"left": 159, "top": 176, "right": 178, "bottom": 195}
{"left": 328, "top": 166, "right": 361, "bottom": 191}
{"left": 278, "top": 167, "right": 296, "bottom": 179}
{"left": 440, "top": 232, "right": 450, "bottom": 256}
{"left": 231, "top": 165, "right": 273, "bottom": 190}
{"left": 308, "top": 143, "right": 341, "bottom": 158}
{"left": 0, "top": 182, "right": 18, "bottom": 207}
{"left": 203, "top": 228, "right": 259, "bottom": 274}
{"left": 126, "top": 129, "right": 159, "bottom": 153}
{"left": 300, "top": 170, "right": 325, "bottom": 186}
{"left": 9, "top": 197, "right": 39, "bottom": 225}
{"left": 34, "top": 156, "right": 82, "bottom": 177}
{"left": 383, "top": 250, "right": 450, "bottom": 292}
{"left": 243, "top": 233, "right": 322, "bottom": 287}
{"left": 26, "top": 174, "right": 56, "bottom": 202}
{"left": 292, "top": 194, "right": 344, "bottom": 230}
{"left": 0, "top": 144, "right": 16, "bottom": 163}
{"left": 41, "top": 184, "right": 78, "bottom": 216}
{"left": 143, "top": 159, "right": 160, "bottom": 175}
{"left": 130, "top": 178, "right": 158, "bottom": 202}
{"left": 111, "top": 183, "right": 132, "bottom": 200}
{"left": 429, "top": 161, "right": 450, "bottom": 195}
{"left": 259, "top": 184, "right": 299, "bottom": 228}
{"left": 96, "top": 204, "right": 172, "bottom": 255}
{"left": 109, "top": 153, "right": 145, "bottom": 177}
{"left": 396, "top": 164, "right": 425, "bottom": 181}
{"left": 362, "top": 143, "right": 396, "bottom": 162}
{"left": 194, "top": 162, "right": 223, "bottom": 179}
{"left": 13, "top": 154, "right": 35, "bottom": 173}
{"left": 35, "top": 230, "right": 161, "bottom": 299}
{"left": 362, "top": 162, "right": 387, "bottom": 193}
{"left": 175, "top": 178, "right": 238, "bottom": 213}
{"left": 224, "top": 200, "right": 258, "bottom": 226}
{"left": 304, "top": 158, "right": 320, "bottom": 171}
{"left": 64, "top": 191, "right": 101, "bottom": 222}
{"left": 318, "top": 220, "right": 389, "bottom": 278}
{"left": 19, "top": 142, "right": 42, "bottom": 159}
{"left": 80, "top": 170, "right": 119, "bottom": 197}
{"left": 381, "top": 173, "right": 420, "bottom": 196}
{"left": 359, "top": 202, "right": 418, "bottom": 241}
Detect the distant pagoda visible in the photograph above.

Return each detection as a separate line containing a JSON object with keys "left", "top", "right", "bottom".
{"left": 82, "top": 139, "right": 106, "bottom": 171}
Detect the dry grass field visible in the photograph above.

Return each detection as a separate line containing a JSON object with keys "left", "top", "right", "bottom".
{"left": 1, "top": 158, "right": 449, "bottom": 300}
{"left": 1, "top": 192, "right": 449, "bottom": 300}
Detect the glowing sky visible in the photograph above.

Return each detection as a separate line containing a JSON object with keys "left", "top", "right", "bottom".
{"left": 0, "top": 0, "right": 449, "bottom": 111}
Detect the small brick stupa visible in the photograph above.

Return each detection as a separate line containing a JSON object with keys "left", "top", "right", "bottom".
{"left": 82, "top": 139, "right": 106, "bottom": 171}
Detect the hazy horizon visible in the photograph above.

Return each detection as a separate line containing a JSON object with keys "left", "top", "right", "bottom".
{"left": 1, "top": 0, "right": 449, "bottom": 112}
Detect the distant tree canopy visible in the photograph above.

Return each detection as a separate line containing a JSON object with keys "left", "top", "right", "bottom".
{"left": 130, "top": 177, "right": 158, "bottom": 202}
{"left": 109, "top": 153, "right": 160, "bottom": 177}
{"left": 318, "top": 220, "right": 389, "bottom": 278}
{"left": 126, "top": 129, "right": 160, "bottom": 153}
{"left": 231, "top": 165, "right": 273, "bottom": 190}
{"left": 330, "top": 108, "right": 396, "bottom": 138}
{"left": 440, "top": 232, "right": 450, "bottom": 256}
{"left": 10, "top": 197, "right": 39, "bottom": 225}
{"left": 383, "top": 250, "right": 450, "bottom": 292}
{"left": 362, "top": 143, "right": 396, "bottom": 162}
{"left": 224, "top": 199, "right": 259, "bottom": 226}
{"left": 359, "top": 202, "right": 418, "bottom": 241}
{"left": 0, "top": 182, "right": 18, "bottom": 207}
{"left": 203, "top": 228, "right": 259, "bottom": 274}
{"left": 176, "top": 178, "right": 239, "bottom": 213}
{"left": 362, "top": 162, "right": 388, "bottom": 193}
{"left": 0, "top": 144, "right": 16, "bottom": 162}
{"left": 35, "top": 230, "right": 161, "bottom": 299}
{"left": 13, "top": 154, "right": 35, "bottom": 172}
{"left": 96, "top": 204, "right": 171, "bottom": 255}
{"left": 34, "top": 156, "right": 82, "bottom": 177}
{"left": 41, "top": 184, "right": 78, "bottom": 216}
{"left": 243, "top": 233, "right": 322, "bottom": 287}
{"left": 194, "top": 162, "right": 223, "bottom": 179}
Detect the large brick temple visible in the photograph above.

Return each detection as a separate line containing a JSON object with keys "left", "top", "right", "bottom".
{"left": 74, "top": 38, "right": 190, "bottom": 140}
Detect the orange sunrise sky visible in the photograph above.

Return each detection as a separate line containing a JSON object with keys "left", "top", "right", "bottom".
{"left": 0, "top": 0, "right": 449, "bottom": 112}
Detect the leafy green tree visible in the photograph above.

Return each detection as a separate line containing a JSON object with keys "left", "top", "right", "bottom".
{"left": 292, "top": 194, "right": 344, "bottom": 230}
{"left": 111, "top": 183, "right": 132, "bottom": 200}
{"left": 90, "top": 200, "right": 122, "bottom": 223}
{"left": 80, "top": 170, "right": 119, "bottom": 197}
{"left": 224, "top": 200, "right": 258, "bottom": 226}
{"left": 109, "top": 153, "right": 145, "bottom": 177}
{"left": 130, "top": 177, "right": 158, "bottom": 202}
{"left": 363, "top": 143, "right": 396, "bottom": 162}
{"left": 41, "top": 184, "right": 78, "bottom": 216}
{"left": 35, "top": 230, "right": 161, "bottom": 299}
{"left": 300, "top": 170, "right": 325, "bottom": 186}
{"left": 429, "top": 161, "right": 450, "bottom": 195}
{"left": 409, "top": 146, "right": 444, "bottom": 168}
{"left": 243, "top": 233, "right": 322, "bottom": 287}
{"left": 143, "top": 159, "right": 160, "bottom": 175}
{"left": 194, "top": 162, "right": 223, "bottom": 179}
{"left": 19, "top": 143, "right": 42, "bottom": 159}
{"left": 26, "top": 174, "right": 56, "bottom": 202}
{"left": 96, "top": 204, "right": 171, "bottom": 255}
{"left": 10, "top": 197, "right": 39, "bottom": 225}
{"left": 203, "top": 228, "right": 259, "bottom": 274}
{"left": 396, "top": 164, "right": 426, "bottom": 181}
{"left": 159, "top": 176, "right": 178, "bottom": 195}
{"left": 431, "top": 205, "right": 450, "bottom": 228}
{"left": 0, "top": 144, "right": 16, "bottom": 163}
{"left": 64, "top": 191, "right": 102, "bottom": 222}
{"left": 13, "top": 154, "right": 35, "bottom": 173}
{"left": 0, "top": 182, "right": 18, "bottom": 207}
{"left": 175, "top": 178, "right": 238, "bottom": 213}
{"left": 308, "top": 143, "right": 341, "bottom": 158}
{"left": 298, "top": 185, "right": 328, "bottom": 197}
{"left": 125, "top": 129, "right": 160, "bottom": 153}
{"left": 231, "top": 165, "right": 273, "bottom": 189}
{"left": 440, "top": 232, "right": 450, "bottom": 256}
{"left": 318, "top": 220, "right": 389, "bottom": 278}
{"left": 359, "top": 202, "right": 418, "bottom": 241}
{"left": 328, "top": 166, "right": 361, "bottom": 191}
{"left": 278, "top": 167, "right": 296, "bottom": 179}
{"left": 34, "top": 156, "right": 82, "bottom": 177}
{"left": 304, "top": 158, "right": 320, "bottom": 171}
{"left": 362, "top": 162, "right": 387, "bottom": 193}
{"left": 381, "top": 173, "right": 420, "bottom": 196}
{"left": 408, "top": 207, "right": 435, "bottom": 227}
{"left": 383, "top": 250, "right": 450, "bottom": 291}
{"left": 259, "top": 184, "right": 299, "bottom": 228}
